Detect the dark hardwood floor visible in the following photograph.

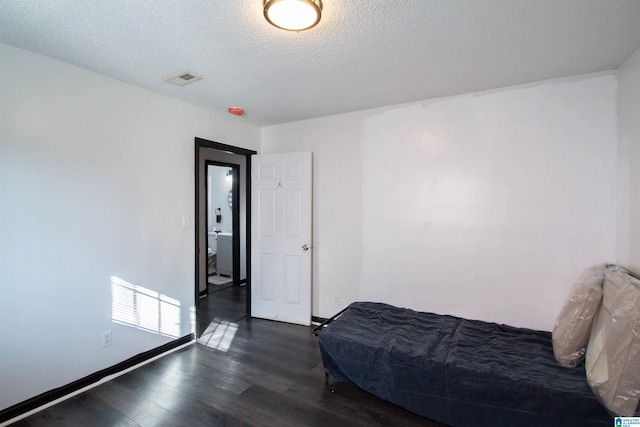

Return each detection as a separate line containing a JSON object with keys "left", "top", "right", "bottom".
{"left": 197, "top": 281, "right": 249, "bottom": 329}
{"left": 11, "top": 286, "right": 448, "bottom": 427}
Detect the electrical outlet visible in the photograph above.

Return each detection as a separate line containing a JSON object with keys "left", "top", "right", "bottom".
{"left": 102, "top": 330, "right": 112, "bottom": 347}
{"left": 333, "top": 294, "right": 340, "bottom": 305}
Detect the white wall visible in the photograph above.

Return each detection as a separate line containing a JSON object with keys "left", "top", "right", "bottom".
{"left": 617, "top": 45, "right": 640, "bottom": 273}
{"left": 0, "top": 42, "right": 260, "bottom": 410}
{"left": 262, "top": 73, "right": 618, "bottom": 331}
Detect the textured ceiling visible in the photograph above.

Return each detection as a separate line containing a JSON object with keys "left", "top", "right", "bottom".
{"left": 1, "top": 0, "right": 640, "bottom": 126}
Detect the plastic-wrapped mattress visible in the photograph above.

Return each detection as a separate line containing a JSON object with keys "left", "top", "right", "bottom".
{"left": 318, "top": 302, "right": 610, "bottom": 427}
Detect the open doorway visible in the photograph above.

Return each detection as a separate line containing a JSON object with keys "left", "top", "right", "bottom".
{"left": 205, "top": 162, "right": 238, "bottom": 288}
{"left": 195, "top": 138, "right": 256, "bottom": 336}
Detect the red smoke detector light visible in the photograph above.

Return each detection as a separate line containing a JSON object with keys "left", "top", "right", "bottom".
{"left": 228, "top": 107, "right": 244, "bottom": 116}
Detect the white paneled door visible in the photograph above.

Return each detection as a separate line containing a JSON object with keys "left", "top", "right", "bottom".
{"left": 251, "top": 152, "right": 312, "bottom": 325}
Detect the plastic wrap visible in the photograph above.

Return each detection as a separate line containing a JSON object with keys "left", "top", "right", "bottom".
{"left": 586, "top": 265, "right": 640, "bottom": 416}
{"left": 552, "top": 264, "right": 605, "bottom": 367}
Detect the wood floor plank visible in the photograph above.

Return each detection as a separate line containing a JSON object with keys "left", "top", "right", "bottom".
{"left": 237, "top": 383, "right": 359, "bottom": 427}
{"left": 93, "top": 385, "right": 199, "bottom": 427}
{"left": 13, "top": 392, "right": 140, "bottom": 427}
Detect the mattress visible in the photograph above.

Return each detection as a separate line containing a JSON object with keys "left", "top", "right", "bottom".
{"left": 318, "top": 302, "right": 611, "bottom": 427}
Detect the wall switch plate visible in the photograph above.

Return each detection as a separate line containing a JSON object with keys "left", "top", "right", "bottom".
{"left": 182, "top": 215, "right": 191, "bottom": 228}
{"left": 102, "top": 330, "right": 112, "bottom": 347}
{"left": 333, "top": 295, "right": 340, "bottom": 305}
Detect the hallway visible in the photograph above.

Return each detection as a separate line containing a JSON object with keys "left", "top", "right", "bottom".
{"left": 197, "top": 284, "right": 248, "bottom": 337}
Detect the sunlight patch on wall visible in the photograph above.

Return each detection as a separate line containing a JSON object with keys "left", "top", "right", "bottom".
{"left": 197, "top": 319, "right": 238, "bottom": 352}
{"left": 190, "top": 305, "right": 196, "bottom": 334}
{"left": 111, "top": 276, "right": 181, "bottom": 338}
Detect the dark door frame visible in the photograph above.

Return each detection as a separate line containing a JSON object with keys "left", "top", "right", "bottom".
{"left": 194, "top": 137, "right": 256, "bottom": 318}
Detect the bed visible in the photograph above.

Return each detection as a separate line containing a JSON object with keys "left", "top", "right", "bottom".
{"left": 316, "top": 301, "right": 611, "bottom": 427}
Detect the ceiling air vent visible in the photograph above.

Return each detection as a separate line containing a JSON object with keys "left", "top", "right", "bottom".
{"left": 164, "top": 71, "right": 203, "bottom": 86}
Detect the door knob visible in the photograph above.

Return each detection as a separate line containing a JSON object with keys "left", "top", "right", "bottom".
{"left": 302, "top": 244, "right": 309, "bottom": 251}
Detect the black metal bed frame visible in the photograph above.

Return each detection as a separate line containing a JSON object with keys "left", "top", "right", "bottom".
{"left": 312, "top": 306, "right": 350, "bottom": 336}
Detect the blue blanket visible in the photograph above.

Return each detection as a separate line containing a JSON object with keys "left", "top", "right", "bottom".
{"left": 318, "top": 302, "right": 611, "bottom": 426}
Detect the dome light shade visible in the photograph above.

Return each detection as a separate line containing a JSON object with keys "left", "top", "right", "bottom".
{"left": 264, "top": 0, "right": 322, "bottom": 31}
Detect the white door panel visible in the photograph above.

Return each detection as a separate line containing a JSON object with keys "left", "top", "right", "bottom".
{"left": 251, "top": 152, "right": 312, "bottom": 325}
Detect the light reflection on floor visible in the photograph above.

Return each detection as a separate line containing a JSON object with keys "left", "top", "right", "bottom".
{"left": 197, "top": 318, "right": 238, "bottom": 352}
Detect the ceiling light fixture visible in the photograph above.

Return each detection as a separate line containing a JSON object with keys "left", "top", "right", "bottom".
{"left": 263, "top": 0, "right": 322, "bottom": 32}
